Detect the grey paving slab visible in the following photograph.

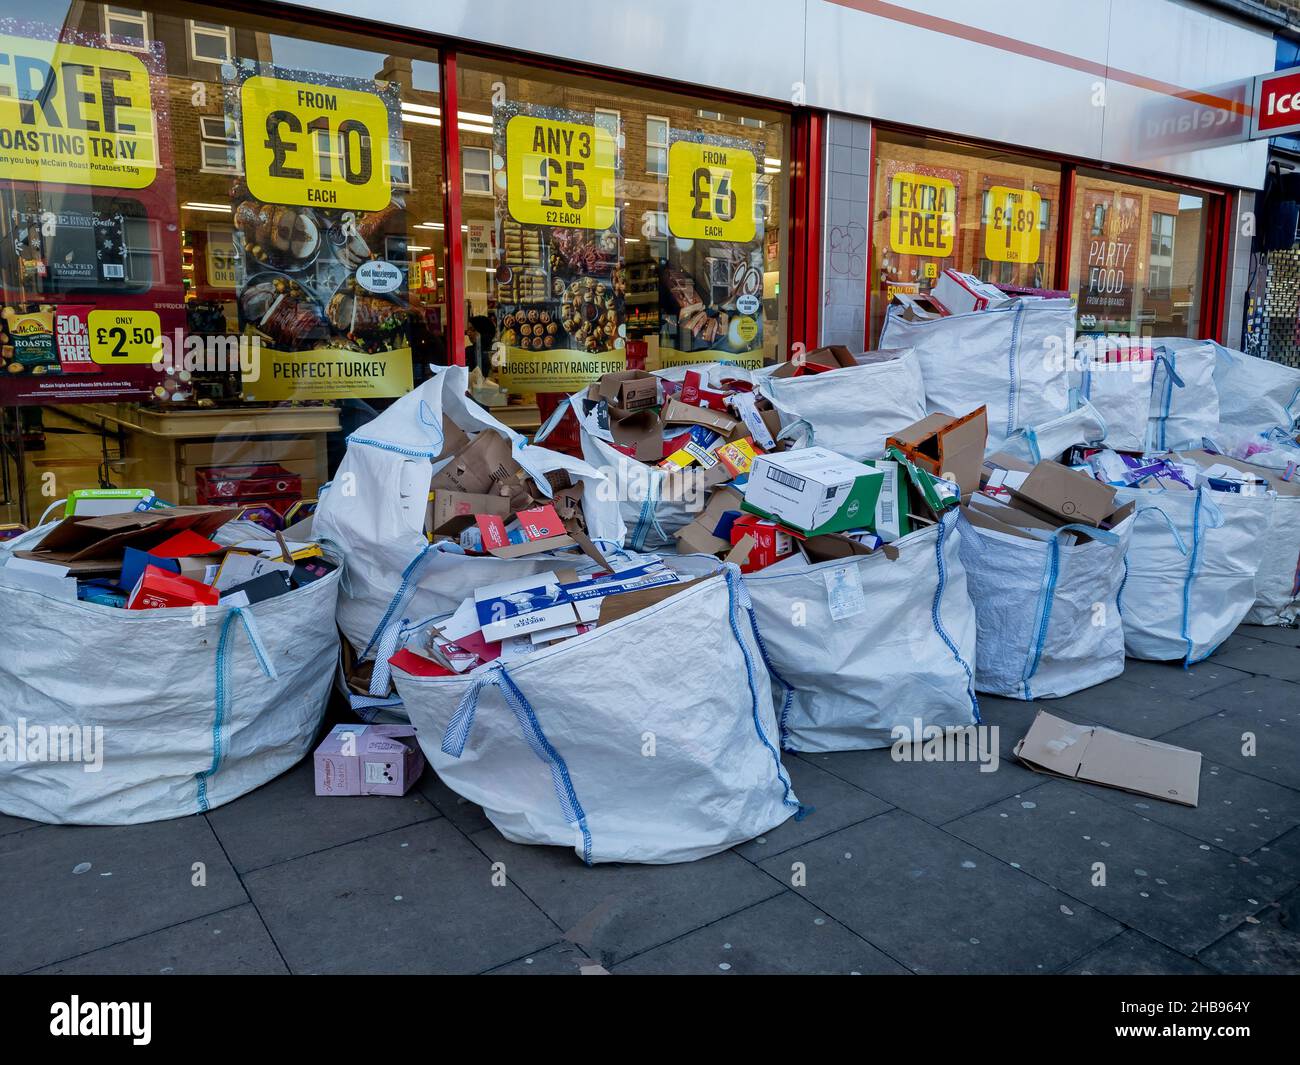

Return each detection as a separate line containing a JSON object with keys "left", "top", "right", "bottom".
{"left": 1119, "top": 657, "right": 1254, "bottom": 699}
{"left": 1208, "top": 635, "right": 1300, "bottom": 682}
{"left": 1252, "top": 825, "right": 1300, "bottom": 882}
{"left": 1161, "top": 687, "right": 1300, "bottom": 790}
{"left": 733, "top": 755, "right": 891, "bottom": 861}
{"left": 800, "top": 744, "right": 1047, "bottom": 826}
{"left": 470, "top": 829, "right": 784, "bottom": 966}
{"left": 485, "top": 942, "right": 590, "bottom": 974}
{"left": 1198, "top": 888, "right": 1300, "bottom": 975}
{"left": 614, "top": 892, "right": 908, "bottom": 974}
{"left": 0, "top": 816, "right": 247, "bottom": 974}
{"left": 1076, "top": 760, "right": 1300, "bottom": 856}
{"left": 1237, "top": 625, "right": 1300, "bottom": 649}
{"left": 206, "top": 759, "right": 439, "bottom": 873}
{"left": 1065, "top": 930, "right": 1212, "bottom": 975}
{"left": 243, "top": 819, "right": 559, "bottom": 974}
{"left": 757, "top": 809, "right": 1121, "bottom": 974}
{"left": 946, "top": 780, "right": 1297, "bottom": 955}
{"left": 0, "top": 812, "right": 38, "bottom": 838}
{"left": 415, "top": 765, "right": 493, "bottom": 836}
{"left": 974, "top": 695, "right": 1072, "bottom": 754}
{"left": 1051, "top": 677, "right": 1224, "bottom": 738}
{"left": 33, "top": 904, "right": 288, "bottom": 975}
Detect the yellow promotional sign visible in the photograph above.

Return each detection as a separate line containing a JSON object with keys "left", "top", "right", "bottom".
{"left": 242, "top": 345, "right": 413, "bottom": 402}
{"left": 505, "top": 115, "right": 616, "bottom": 230}
{"left": 889, "top": 172, "right": 955, "bottom": 257}
{"left": 496, "top": 347, "right": 627, "bottom": 394}
{"left": 657, "top": 347, "right": 764, "bottom": 371}
{"left": 985, "top": 185, "right": 1042, "bottom": 264}
{"left": 240, "top": 75, "right": 391, "bottom": 211}
{"left": 667, "top": 141, "right": 756, "bottom": 242}
{"left": 88, "top": 310, "right": 160, "bottom": 364}
{"left": 205, "top": 226, "right": 238, "bottom": 289}
{"left": 0, "top": 34, "right": 156, "bottom": 188}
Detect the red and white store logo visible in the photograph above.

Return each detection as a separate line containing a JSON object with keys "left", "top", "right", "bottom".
{"left": 1254, "top": 68, "right": 1300, "bottom": 135}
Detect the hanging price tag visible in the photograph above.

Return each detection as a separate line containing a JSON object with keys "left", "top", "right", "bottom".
{"left": 240, "top": 75, "right": 391, "bottom": 212}
{"left": 505, "top": 115, "right": 616, "bottom": 230}
{"left": 985, "top": 185, "right": 1042, "bottom": 264}
{"left": 88, "top": 310, "right": 161, "bottom": 364}
{"left": 667, "top": 141, "right": 756, "bottom": 242}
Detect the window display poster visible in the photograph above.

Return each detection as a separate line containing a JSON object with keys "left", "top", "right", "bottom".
{"left": 1077, "top": 191, "right": 1140, "bottom": 329}
{"left": 494, "top": 101, "right": 626, "bottom": 393}
{"left": 225, "top": 60, "right": 413, "bottom": 402}
{"left": 0, "top": 22, "right": 182, "bottom": 405}
{"left": 878, "top": 159, "right": 962, "bottom": 310}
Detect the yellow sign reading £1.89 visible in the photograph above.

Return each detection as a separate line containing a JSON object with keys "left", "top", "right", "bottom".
{"left": 506, "top": 115, "right": 616, "bottom": 230}
{"left": 889, "top": 172, "right": 955, "bottom": 257}
{"left": 88, "top": 310, "right": 161, "bottom": 364}
{"left": 984, "top": 185, "right": 1042, "bottom": 264}
{"left": 667, "top": 141, "right": 756, "bottom": 243}
{"left": 0, "top": 34, "right": 156, "bottom": 188}
{"left": 241, "top": 75, "right": 391, "bottom": 212}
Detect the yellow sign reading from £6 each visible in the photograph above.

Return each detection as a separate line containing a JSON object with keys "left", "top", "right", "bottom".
{"left": 985, "top": 185, "right": 1042, "bottom": 264}
{"left": 667, "top": 140, "right": 756, "bottom": 243}
{"left": 0, "top": 34, "right": 157, "bottom": 188}
{"left": 889, "top": 172, "right": 955, "bottom": 257}
{"left": 506, "top": 115, "right": 616, "bottom": 230}
{"left": 88, "top": 309, "right": 160, "bottom": 364}
{"left": 241, "top": 75, "right": 391, "bottom": 212}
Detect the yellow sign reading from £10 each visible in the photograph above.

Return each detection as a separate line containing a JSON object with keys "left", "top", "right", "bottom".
{"left": 984, "top": 185, "right": 1042, "bottom": 264}
{"left": 506, "top": 115, "right": 616, "bottom": 230}
{"left": 889, "top": 172, "right": 955, "bottom": 257}
{"left": 88, "top": 309, "right": 161, "bottom": 364}
{"left": 241, "top": 75, "right": 391, "bottom": 212}
{"left": 666, "top": 140, "right": 756, "bottom": 243}
{"left": 0, "top": 34, "right": 157, "bottom": 188}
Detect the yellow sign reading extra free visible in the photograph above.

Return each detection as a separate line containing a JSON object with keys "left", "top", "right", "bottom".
{"left": 241, "top": 75, "right": 391, "bottom": 211}
{"left": 506, "top": 115, "right": 616, "bottom": 230}
{"left": 667, "top": 141, "right": 756, "bottom": 243}
{"left": 889, "top": 172, "right": 955, "bottom": 257}
{"left": 0, "top": 34, "right": 157, "bottom": 187}
{"left": 984, "top": 185, "right": 1042, "bottom": 264}
{"left": 88, "top": 310, "right": 161, "bottom": 364}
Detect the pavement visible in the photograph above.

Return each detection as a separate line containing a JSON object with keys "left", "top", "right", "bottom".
{"left": 4, "top": 623, "right": 1300, "bottom": 976}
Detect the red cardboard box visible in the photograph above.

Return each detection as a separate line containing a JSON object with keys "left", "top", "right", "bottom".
{"left": 127, "top": 566, "right": 221, "bottom": 610}
{"left": 729, "top": 513, "right": 794, "bottom": 573}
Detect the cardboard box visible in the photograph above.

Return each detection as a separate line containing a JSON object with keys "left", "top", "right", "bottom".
{"left": 64, "top": 488, "right": 155, "bottom": 517}
{"left": 597, "top": 576, "right": 700, "bottom": 627}
{"left": 743, "top": 447, "right": 884, "bottom": 536}
{"left": 431, "top": 431, "right": 523, "bottom": 498}
{"left": 887, "top": 407, "right": 988, "bottom": 498}
{"left": 662, "top": 397, "right": 738, "bottom": 437}
{"left": 313, "top": 724, "right": 425, "bottom": 797}
{"left": 16, "top": 506, "right": 238, "bottom": 576}
{"left": 931, "top": 268, "right": 1011, "bottom": 314}
{"left": 771, "top": 344, "right": 857, "bottom": 379}
{"left": 1011, "top": 461, "right": 1119, "bottom": 527}
{"left": 1176, "top": 450, "right": 1300, "bottom": 498}
{"left": 674, "top": 486, "right": 744, "bottom": 556}
{"left": 729, "top": 514, "right": 794, "bottom": 573}
{"left": 127, "top": 566, "right": 221, "bottom": 610}
{"left": 891, "top": 293, "right": 946, "bottom": 321}
{"left": 715, "top": 437, "right": 760, "bottom": 478}
{"left": 1015, "top": 710, "right": 1201, "bottom": 807}
{"left": 797, "top": 533, "right": 898, "bottom": 565}
{"left": 595, "top": 369, "right": 659, "bottom": 412}
{"left": 427, "top": 490, "right": 510, "bottom": 537}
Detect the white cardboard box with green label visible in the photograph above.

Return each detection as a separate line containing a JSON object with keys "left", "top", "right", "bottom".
{"left": 742, "top": 447, "right": 885, "bottom": 536}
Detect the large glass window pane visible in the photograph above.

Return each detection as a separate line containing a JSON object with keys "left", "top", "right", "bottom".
{"left": 870, "top": 132, "right": 1061, "bottom": 343}
{"left": 1069, "top": 171, "right": 1206, "bottom": 338}
{"left": 455, "top": 58, "right": 789, "bottom": 427}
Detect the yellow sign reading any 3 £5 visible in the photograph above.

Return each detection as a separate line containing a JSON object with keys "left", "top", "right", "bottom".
{"left": 985, "top": 186, "right": 1042, "bottom": 264}
{"left": 241, "top": 75, "right": 391, "bottom": 212}
{"left": 88, "top": 310, "right": 161, "bottom": 364}
{"left": 667, "top": 141, "right": 755, "bottom": 243}
{"left": 506, "top": 115, "right": 616, "bottom": 230}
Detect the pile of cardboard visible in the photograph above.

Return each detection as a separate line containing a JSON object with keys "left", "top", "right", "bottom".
{"left": 890, "top": 267, "right": 1069, "bottom": 321}
{"left": 1068, "top": 444, "right": 1298, "bottom": 500}
{"left": 0, "top": 497, "right": 334, "bottom": 610}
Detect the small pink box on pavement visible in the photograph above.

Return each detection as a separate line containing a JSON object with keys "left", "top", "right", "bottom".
{"left": 313, "top": 724, "right": 425, "bottom": 797}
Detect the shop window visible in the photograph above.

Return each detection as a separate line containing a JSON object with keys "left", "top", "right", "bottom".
{"left": 870, "top": 132, "right": 1061, "bottom": 342}
{"left": 1069, "top": 172, "right": 1207, "bottom": 337}
{"left": 455, "top": 57, "right": 788, "bottom": 412}
{"left": 198, "top": 115, "right": 241, "bottom": 175}
{"left": 462, "top": 146, "right": 492, "bottom": 195}
{"left": 103, "top": 5, "right": 150, "bottom": 49}
{"left": 188, "top": 19, "right": 232, "bottom": 65}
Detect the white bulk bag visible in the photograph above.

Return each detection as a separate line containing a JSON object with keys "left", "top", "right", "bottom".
{"left": 0, "top": 529, "right": 341, "bottom": 825}
{"left": 958, "top": 512, "right": 1132, "bottom": 699}
{"left": 391, "top": 567, "right": 801, "bottom": 864}
{"left": 754, "top": 348, "right": 926, "bottom": 460}
{"left": 1115, "top": 486, "right": 1270, "bottom": 663}
{"left": 1212, "top": 343, "right": 1300, "bottom": 446}
{"left": 878, "top": 299, "right": 1074, "bottom": 451}
{"left": 314, "top": 367, "right": 625, "bottom": 703}
{"left": 1001, "top": 398, "right": 1107, "bottom": 465}
{"left": 1072, "top": 341, "right": 1153, "bottom": 453}
{"left": 1147, "top": 339, "right": 1219, "bottom": 452}
{"left": 1246, "top": 491, "right": 1300, "bottom": 626}
{"left": 742, "top": 510, "right": 979, "bottom": 752}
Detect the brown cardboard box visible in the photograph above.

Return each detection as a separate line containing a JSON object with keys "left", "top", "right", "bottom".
{"left": 597, "top": 576, "right": 699, "bottom": 626}
{"left": 674, "top": 486, "right": 744, "bottom": 555}
{"left": 16, "top": 506, "right": 239, "bottom": 575}
{"left": 1011, "top": 461, "right": 1118, "bottom": 527}
{"left": 596, "top": 369, "right": 659, "bottom": 412}
{"left": 1176, "top": 450, "right": 1300, "bottom": 497}
{"left": 431, "top": 431, "right": 522, "bottom": 497}
{"left": 1015, "top": 710, "right": 1201, "bottom": 807}
{"left": 662, "top": 397, "right": 739, "bottom": 437}
{"left": 771, "top": 344, "right": 857, "bottom": 379}
{"left": 797, "top": 533, "right": 899, "bottom": 564}
{"left": 887, "top": 407, "right": 988, "bottom": 498}
{"left": 427, "top": 490, "right": 511, "bottom": 536}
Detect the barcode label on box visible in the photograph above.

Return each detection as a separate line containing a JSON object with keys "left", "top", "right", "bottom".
{"left": 767, "top": 467, "right": 805, "bottom": 492}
